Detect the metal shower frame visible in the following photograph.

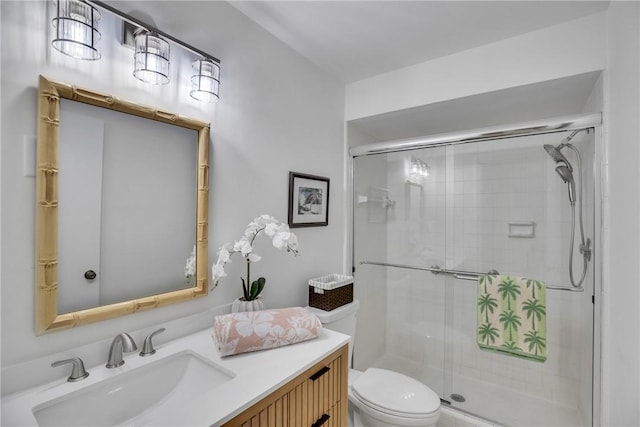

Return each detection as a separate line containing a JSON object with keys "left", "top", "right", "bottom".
{"left": 349, "top": 112, "right": 602, "bottom": 292}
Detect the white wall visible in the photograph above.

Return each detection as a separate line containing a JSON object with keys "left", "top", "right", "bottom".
{"left": 1, "top": 0, "right": 345, "bottom": 388}
{"left": 345, "top": 12, "right": 606, "bottom": 121}
{"left": 603, "top": 2, "right": 640, "bottom": 425}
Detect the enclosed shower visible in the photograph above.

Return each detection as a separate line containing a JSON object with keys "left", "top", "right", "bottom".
{"left": 351, "top": 118, "right": 598, "bottom": 426}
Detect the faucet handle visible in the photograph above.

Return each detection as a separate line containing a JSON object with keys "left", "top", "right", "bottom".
{"left": 140, "top": 328, "right": 166, "bottom": 357}
{"left": 51, "top": 357, "right": 90, "bottom": 382}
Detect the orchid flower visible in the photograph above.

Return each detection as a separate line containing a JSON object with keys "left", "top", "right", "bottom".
{"left": 184, "top": 246, "right": 196, "bottom": 284}
{"left": 211, "top": 215, "right": 300, "bottom": 300}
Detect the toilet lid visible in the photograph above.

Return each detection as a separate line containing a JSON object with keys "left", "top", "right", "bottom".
{"left": 351, "top": 368, "right": 440, "bottom": 417}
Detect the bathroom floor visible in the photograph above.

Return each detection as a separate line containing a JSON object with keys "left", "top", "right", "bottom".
{"left": 444, "top": 373, "right": 583, "bottom": 426}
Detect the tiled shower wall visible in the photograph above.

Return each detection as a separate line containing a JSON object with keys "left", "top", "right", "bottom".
{"left": 353, "top": 131, "right": 595, "bottom": 424}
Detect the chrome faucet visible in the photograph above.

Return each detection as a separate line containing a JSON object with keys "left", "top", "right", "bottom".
{"left": 106, "top": 333, "right": 137, "bottom": 368}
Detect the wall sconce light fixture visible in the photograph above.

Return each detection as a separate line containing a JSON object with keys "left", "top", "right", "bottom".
{"left": 51, "top": 0, "right": 222, "bottom": 101}
{"left": 51, "top": 0, "right": 101, "bottom": 60}
{"left": 190, "top": 59, "right": 220, "bottom": 103}
{"left": 408, "top": 157, "right": 430, "bottom": 183}
{"left": 133, "top": 31, "right": 170, "bottom": 85}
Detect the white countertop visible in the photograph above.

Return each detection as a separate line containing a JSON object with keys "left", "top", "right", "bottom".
{"left": 1, "top": 327, "right": 350, "bottom": 426}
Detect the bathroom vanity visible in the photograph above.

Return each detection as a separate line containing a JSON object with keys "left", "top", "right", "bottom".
{"left": 222, "top": 343, "right": 347, "bottom": 427}
{"left": 1, "top": 327, "right": 349, "bottom": 426}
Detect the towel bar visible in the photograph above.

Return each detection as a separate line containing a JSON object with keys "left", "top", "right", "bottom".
{"left": 359, "top": 261, "right": 584, "bottom": 292}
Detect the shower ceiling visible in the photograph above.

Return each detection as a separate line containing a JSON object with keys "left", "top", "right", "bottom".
{"left": 349, "top": 71, "right": 601, "bottom": 142}
{"left": 231, "top": 1, "right": 610, "bottom": 83}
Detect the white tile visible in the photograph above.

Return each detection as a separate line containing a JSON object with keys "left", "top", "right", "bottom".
{"left": 463, "top": 194, "right": 478, "bottom": 208}
{"left": 463, "top": 164, "right": 478, "bottom": 181}
{"left": 463, "top": 180, "right": 478, "bottom": 194}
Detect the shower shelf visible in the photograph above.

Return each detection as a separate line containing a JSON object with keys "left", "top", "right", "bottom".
{"left": 359, "top": 261, "right": 584, "bottom": 292}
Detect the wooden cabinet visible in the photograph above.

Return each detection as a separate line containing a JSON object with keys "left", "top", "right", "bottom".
{"left": 222, "top": 344, "right": 348, "bottom": 427}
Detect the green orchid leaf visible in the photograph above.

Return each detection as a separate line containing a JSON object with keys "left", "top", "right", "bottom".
{"left": 256, "top": 277, "right": 266, "bottom": 295}
{"left": 249, "top": 281, "right": 259, "bottom": 299}
{"left": 249, "top": 277, "right": 267, "bottom": 300}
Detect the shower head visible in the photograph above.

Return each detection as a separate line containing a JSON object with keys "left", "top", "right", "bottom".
{"left": 555, "top": 165, "right": 576, "bottom": 206}
{"left": 555, "top": 165, "right": 573, "bottom": 183}
{"left": 544, "top": 144, "right": 573, "bottom": 172}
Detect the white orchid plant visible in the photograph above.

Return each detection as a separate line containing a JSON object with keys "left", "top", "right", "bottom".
{"left": 211, "top": 215, "right": 300, "bottom": 301}
{"left": 184, "top": 245, "right": 196, "bottom": 284}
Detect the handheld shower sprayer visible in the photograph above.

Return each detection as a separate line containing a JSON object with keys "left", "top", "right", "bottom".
{"left": 554, "top": 165, "right": 576, "bottom": 206}
{"left": 543, "top": 129, "right": 592, "bottom": 289}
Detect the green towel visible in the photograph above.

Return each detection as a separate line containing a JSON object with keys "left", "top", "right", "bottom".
{"left": 477, "top": 275, "right": 547, "bottom": 362}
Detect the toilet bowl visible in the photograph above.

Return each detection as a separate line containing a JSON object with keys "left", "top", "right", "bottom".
{"left": 307, "top": 301, "right": 441, "bottom": 427}
{"left": 349, "top": 368, "right": 440, "bottom": 427}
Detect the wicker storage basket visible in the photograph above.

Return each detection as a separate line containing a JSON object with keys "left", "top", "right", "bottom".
{"left": 308, "top": 274, "right": 354, "bottom": 311}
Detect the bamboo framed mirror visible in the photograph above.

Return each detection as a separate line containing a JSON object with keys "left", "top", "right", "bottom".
{"left": 36, "top": 75, "right": 210, "bottom": 334}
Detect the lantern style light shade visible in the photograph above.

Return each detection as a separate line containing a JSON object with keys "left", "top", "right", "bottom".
{"left": 190, "top": 59, "right": 220, "bottom": 103}
{"left": 133, "top": 31, "right": 170, "bottom": 85}
{"left": 51, "top": 0, "right": 101, "bottom": 60}
{"left": 409, "top": 158, "right": 430, "bottom": 182}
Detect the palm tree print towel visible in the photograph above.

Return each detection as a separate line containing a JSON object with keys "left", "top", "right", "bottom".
{"left": 477, "top": 275, "right": 546, "bottom": 362}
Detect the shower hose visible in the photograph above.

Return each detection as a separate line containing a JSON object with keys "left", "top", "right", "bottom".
{"left": 565, "top": 143, "right": 590, "bottom": 288}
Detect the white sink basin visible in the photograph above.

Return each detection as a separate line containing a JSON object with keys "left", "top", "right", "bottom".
{"left": 32, "top": 351, "right": 234, "bottom": 426}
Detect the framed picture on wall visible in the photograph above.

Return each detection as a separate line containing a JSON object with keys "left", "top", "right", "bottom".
{"left": 288, "top": 172, "right": 330, "bottom": 228}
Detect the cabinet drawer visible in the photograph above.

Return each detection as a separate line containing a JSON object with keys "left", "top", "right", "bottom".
{"left": 310, "top": 400, "right": 343, "bottom": 427}
{"left": 307, "top": 354, "right": 342, "bottom": 422}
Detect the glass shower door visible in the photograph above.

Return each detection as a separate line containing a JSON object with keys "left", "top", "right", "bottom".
{"left": 351, "top": 129, "right": 595, "bottom": 426}
{"left": 446, "top": 131, "right": 594, "bottom": 426}
{"left": 352, "top": 146, "right": 448, "bottom": 397}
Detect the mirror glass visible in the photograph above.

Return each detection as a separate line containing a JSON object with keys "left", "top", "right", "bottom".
{"left": 58, "top": 99, "right": 197, "bottom": 313}
{"left": 36, "top": 76, "right": 209, "bottom": 334}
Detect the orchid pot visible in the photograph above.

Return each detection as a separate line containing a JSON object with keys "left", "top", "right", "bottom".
{"left": 231, "top": 297, "right": 265, "bottom": 313}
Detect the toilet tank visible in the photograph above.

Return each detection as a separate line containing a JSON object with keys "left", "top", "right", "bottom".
{"left": 307, "top": 300, "right": 359, "bottom": 366}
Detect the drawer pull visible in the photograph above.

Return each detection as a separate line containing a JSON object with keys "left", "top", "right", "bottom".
{"left": 311, "top": 413, "right": 330, "bottom": 427}
{"left": 309, "top": 366, "right": 330, "bottom": 381}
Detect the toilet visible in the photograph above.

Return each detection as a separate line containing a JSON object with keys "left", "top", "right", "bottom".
{"left": 307, "top": 300, "right": 441, "bottom": 427}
